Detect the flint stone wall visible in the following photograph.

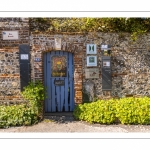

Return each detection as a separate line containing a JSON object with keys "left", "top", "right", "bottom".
{"left": 0, "top": 18, "right": 29, "bottom": 103}
{"left": 31, "top": 32, "right": 150, "bottom": 103}
{"left": 0, "top": 17, "right": 149, "bottom": 104}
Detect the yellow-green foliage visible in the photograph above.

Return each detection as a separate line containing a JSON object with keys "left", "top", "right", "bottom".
{"left": 0, "top": 104, "right": 38, "bottom": 128}
{"left": 116, "top": 97, "right": 150, "bottom": 125}
{"left": 30, "top": 18, "right": 150, "bottom": 41}
{"left": 73, "top": 97, "right": 150, "bottom": 125}
{"left": 0, "top": 80, "right": 46, "bottom": 128}
{"left": 21, "top": 80, "right": 46, "bottom": 119}
{"left": 73, "top": 99, "right": 116, "bottom": 124}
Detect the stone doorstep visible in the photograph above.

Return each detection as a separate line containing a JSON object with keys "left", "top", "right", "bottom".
{"left": 44, "top": 112, "right": 75, "bottom": 122}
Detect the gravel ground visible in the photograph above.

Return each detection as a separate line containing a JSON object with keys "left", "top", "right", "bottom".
{"left": 1, "top": 115, "right": 150, "bottom": 133}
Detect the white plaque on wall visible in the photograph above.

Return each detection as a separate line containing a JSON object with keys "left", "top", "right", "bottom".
{"left": 54, "top": 37, "right": 61, "bottom": 50}
{"left": 21, "top": 54, "right": 28, "bottom": 60}
{"left": 2, "top": 31, "right": 19, "bottom": 40}
{"left": 103, "top": 61, "right": 110, "bottom": 67}
{"left": 86, "top": 44, "right": 97, "bottom": 54}
{"left": 101, "top": 45, "right": 108, "bottom": 49}
{"left": 87, "top": 56, "right": 97, "bottom": 66}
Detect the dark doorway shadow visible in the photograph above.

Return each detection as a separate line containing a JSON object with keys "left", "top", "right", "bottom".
{"left": 44, "top": 112, "right": 76, "bottom": 124}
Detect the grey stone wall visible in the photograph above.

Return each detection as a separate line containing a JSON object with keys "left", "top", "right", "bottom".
{"left": 30, "top": 32, "right": 150, "bottom": 102}
{"left": 0, "top": 17, "right": 149, "bottom": 104}
{"left": 0, "top": 18, "right": 29, "bottom": 102}
{"left": 0, "top": 18, "right": 29, "bottom": 47}
{"left": 83, "top": 33, "right": 150, "bottom": 99}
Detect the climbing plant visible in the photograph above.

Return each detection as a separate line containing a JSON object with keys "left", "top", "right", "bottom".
{"left": 29, "top": 17, "right": 150, "bottom": 40}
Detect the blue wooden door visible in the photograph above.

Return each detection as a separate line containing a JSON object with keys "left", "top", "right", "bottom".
{"left": 44, "top": 51, "right": 74, "bottom": 112}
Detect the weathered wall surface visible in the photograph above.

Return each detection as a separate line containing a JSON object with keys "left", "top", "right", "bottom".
{"left": 0, "top": 17, "right": 149, "bottom": 104}
{"left": 84, "top": 33, "right": 150, "bottom": 99}
{"left": 30, "top": 34, "right": 84, "bottom": 103}
{"left": 0, "top": 18, "right": 29, "bottom": 103}
{"left": 30, "top": 32, "right": 150, "bottom": 103}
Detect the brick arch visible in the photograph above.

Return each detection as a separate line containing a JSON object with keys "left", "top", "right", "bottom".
{"left": 32, "top": 42, "right": 83, "bottom": 104}
{"left": 41, "top": 41, "right": 82, "bottom": 54}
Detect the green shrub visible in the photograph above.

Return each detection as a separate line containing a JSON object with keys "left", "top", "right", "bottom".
{"left": 0, "top": 104, "right": 38, "bottom": 128}
{"left": 73, "top": 96, "right": 150, "bottom": 125}
{"left": 0, "top": 80, "right": 47, "bottom": 128}
{"left": 21, "top": 80, "right": 47, "bottom": 119}
{"left": 73, "top": 99, "right": 116, "bottom": 124}
{"left": 116, "top": 97, "right": 150, "bottom": 125}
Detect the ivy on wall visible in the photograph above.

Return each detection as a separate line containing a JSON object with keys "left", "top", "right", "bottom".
{"left": 29, "top": 18, "right": 150, "bottom": 40}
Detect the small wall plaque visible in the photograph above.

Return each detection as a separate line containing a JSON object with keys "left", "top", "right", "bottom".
{"left": 86, "top": 44, "right": 97, "bottom": 54}
{"left": 21, "top": 54, "right": 28, "bottom": 60}
{"left": 54, "top": 37, "right": 61, "bottom": 50}
{"left": 35, "top": 58, "right": 41, "bottom": 62}
{"left": 54, "top": 80, "right": 64, "bottom": 86}
{"left": 85, "top": 68, "right": 99, "bottom": 78}
{"left": 87, "top": 56, "right": 97, "bottom": 66}
{"left": 2, "top": 31, "right": 19, "bottom": 40}
{"left": 101, "top": 45, "right": 111, "bottom": 50}
{"left": 103, "top": 61, "right": 110, "bottom": 67}
{"left": 101, "top": 45, "right": 108, "bottom": 49}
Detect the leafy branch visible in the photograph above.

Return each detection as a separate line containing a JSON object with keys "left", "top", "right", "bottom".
{"left": 29, "top": 18, "right": 150, "bottom": 40}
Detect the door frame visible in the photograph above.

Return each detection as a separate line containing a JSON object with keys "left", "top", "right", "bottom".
{"left": 44, "top": 51, "right": 74, "bottom": 112}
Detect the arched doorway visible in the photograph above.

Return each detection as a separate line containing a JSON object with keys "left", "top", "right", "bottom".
{"left": 44, "top": 51, "right": 74, "bottom": 112}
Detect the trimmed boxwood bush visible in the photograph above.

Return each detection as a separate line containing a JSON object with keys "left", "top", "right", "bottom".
{"left": 73, "top": 96, "right": 150, "bottom": 125}
{"left": 73, "top": 99, "right": 116, "bottom": 124}
{"left": 0, "top": 104, "right": 38, "bottom": 128}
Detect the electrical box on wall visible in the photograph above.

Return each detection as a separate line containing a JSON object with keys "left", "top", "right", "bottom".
{"left": 101, "top": 45, "right": 112, "bottom": 90}
{"left": 19, "top": 44, "right": 31, "bottom": 91}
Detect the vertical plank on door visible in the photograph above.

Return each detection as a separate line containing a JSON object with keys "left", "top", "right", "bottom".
{"left": 55, "top": 51, "right": 61, "bottom": 111}
{"left": 60, "top": 51, "right": 65, "bottom": 111}
{"left": 68, "top": 52, "right": 74, "bottom": 111}
{"left": 47, "top": 52, "right": 52, "bottom": 112}
{"left": 64, "top": 51, "right": 69, "bottom": 111}
{"left": 51, "top": 51, "right": 56, "bottom": 112}
{"left": 60, "top": 84, "right": 65, "bottom": 111}
{"left": 56, "top": 82, "right": 61, "bottom": 111}
{"left": 44, "top": 53, "right": 48, "bottom": 112}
